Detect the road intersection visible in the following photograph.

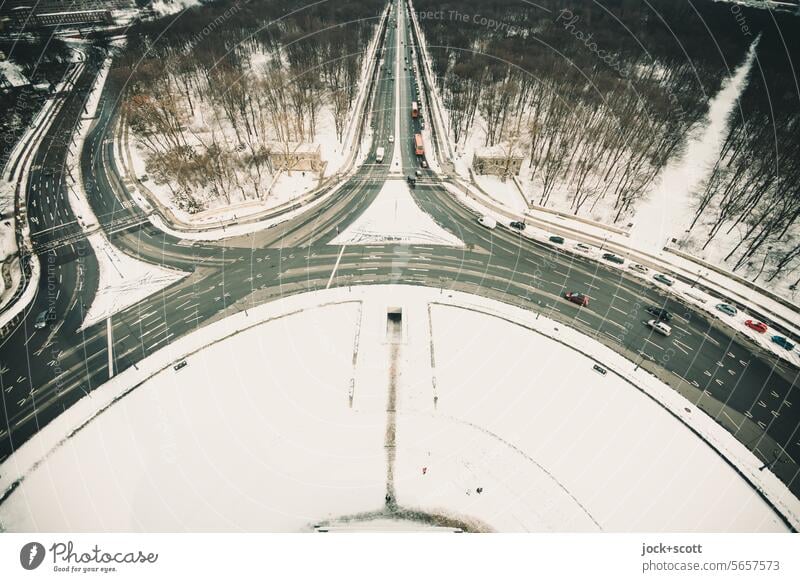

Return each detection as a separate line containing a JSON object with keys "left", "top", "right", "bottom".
{"left": 1, "top": 0, "right": 799, "bottom": 506}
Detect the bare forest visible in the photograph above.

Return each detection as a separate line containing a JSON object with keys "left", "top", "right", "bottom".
{"left": 413, "top": 0, "right": 753, "bottom": 222}
{"left": 414, "top": 0, "right": 800, "bottom": 290}
{"left": 1, "top": 36, "right": 71, "bottom": 167}
{"left": 111, "top": 0, "right": 381, "bottom": 214}
{"left": 684, "top": 12, "right": 800, "bottom": 288}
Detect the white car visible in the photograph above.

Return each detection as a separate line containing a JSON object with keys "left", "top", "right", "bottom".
{"left": 388, "top": 135, "right": 394, "bottom": 143}
{"left": 629, "top": 263, "right": 649, "bottom": 274}
{"left": 646, "top": 319, "right": 672, "bottom": 336}
{"left": 478, "top": 216, "right": 497, "bottom": 229}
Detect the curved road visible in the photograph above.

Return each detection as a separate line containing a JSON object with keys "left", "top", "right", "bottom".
{"left": 1, "top": 0, "right": 799, "bottom": 506}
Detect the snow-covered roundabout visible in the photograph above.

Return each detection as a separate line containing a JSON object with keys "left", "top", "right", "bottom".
{"left": 0, "top": 286, "right": 794, "bottom": 532}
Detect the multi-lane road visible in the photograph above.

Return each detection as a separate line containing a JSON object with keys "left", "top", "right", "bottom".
{"left": 1, "top": 0, "right": 799, "bottom": 506}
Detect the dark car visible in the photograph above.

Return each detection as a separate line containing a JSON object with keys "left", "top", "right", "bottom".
{"left": 565, "top": 292, "right": 589, "bottom": 307}
{"left": 653, "top": 273, "right": 674, "bottom": 286}
{"left": 771, "top": 335, "right": 795, "bottom": 351}
{"left": 602, "top": 253, "right": 625, "bottom": 265}
{"left": 34, "top": 306, "right": 56, "bottom": 329}
{"left": 549, "top": 235, "right": 565, "bottom": 244}
{"left": 406, "top": 175, "right": 416, "bottom": 187}
{"left": 509, "top": 221, "right": 526, "bottom": 231}
{"left": 646, "top": 307, "right": 672, "bottom": 322}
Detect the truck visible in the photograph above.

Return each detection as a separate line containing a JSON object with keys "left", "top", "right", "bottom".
{"left": 375, "top": 146, "right": 385, "bottom": 163}
{"left": 414, "top": 133, "right": 424, "bottom": 156}
{"left": 411, "top": 101, "right": 419, "bottom": 118}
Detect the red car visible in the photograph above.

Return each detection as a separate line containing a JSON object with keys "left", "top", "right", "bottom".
{"left": 745, "top": 320, "right": 768, "bottom": 333}
{"left": 565, "top": 292, "right": 589, "bottom": 307}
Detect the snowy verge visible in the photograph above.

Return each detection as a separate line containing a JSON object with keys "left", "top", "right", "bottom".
{"left": 0, "top": 286, "right": 796, "bottom": 531}
{"left": 79, "top": 234, "right": 185, "bottom": 330}
{"left": 331, "top": 179, "right": 463, "bottom": 246}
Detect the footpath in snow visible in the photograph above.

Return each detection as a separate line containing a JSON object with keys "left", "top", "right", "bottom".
{"left": 627, "top": 37, "right": 758, "bottom": 250}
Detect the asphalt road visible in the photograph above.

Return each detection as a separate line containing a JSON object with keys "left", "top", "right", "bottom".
{"left": 1, "top": 0, "right": 799, "bottom": 504}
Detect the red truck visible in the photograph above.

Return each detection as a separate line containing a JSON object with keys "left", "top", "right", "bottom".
{"left": 414, "top": 133, "right": 424, "bottom": 156}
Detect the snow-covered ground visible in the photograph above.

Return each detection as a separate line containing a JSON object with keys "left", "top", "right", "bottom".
{"left": 402, "top": 305, "right": 786, "bottom": 531}
{"left": 0, "top": 286, "right": 793, "bottom": 531}
{"left": 629, "top": 37, "right": 760, "bottom": 251}
{"left": 331, "top": 179, "right": 464, "bottom": 246}
{"left": 80, "top": 234, "right": 185, "bottom": 330}
{"left": 0, "top": 60, "right": 29, "bottom": 88}
{"left": 121, "top": 5, "right": 385, "bottom": 231}
{"left": 68, "top": 54, "right": 187, "bottom": 329}
{"left": 473, "top": 174, "right": 528, "bottom": 214}
{"left": 126, "top": 120, "right": 329, "bottom": 228}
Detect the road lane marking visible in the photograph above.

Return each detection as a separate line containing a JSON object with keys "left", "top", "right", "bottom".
{"left": 326, "top": 245, "right": 347, "bottom": 289}
{"left": 107, "top": 318, "right": 114, "bottom": 379}
{"left": 673, "top": 343, "right": 689, "bottom": 355}
{"left": 721, "top": 411, "right": 740, "bottom": 429}
{"left": 643, "top": 339, "right": 663, "bottom": 350}
{"left": 141, "top": 322, "right": 167, "bottom": 338}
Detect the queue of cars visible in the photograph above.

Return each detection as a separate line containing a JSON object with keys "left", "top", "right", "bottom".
{"left": 476, "top": 214, "right": 797, "bottom": 354}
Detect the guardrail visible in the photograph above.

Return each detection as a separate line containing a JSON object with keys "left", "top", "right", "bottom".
{"left": 665, "top": 246, "right": 800, "bottom": 328}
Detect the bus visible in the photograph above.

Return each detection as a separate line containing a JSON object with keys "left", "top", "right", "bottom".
{"left": 414, "top": 133, "right": 424, "bottom": 156}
